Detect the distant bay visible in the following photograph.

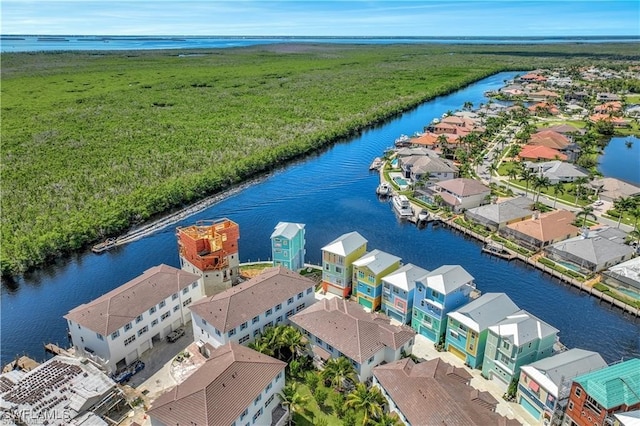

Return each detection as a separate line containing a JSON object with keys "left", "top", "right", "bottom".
{"left": 2, "top": 35, "right": 640, "bottom": 53}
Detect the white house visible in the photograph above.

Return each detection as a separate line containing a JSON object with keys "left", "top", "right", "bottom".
{"left": 148, "top": 343, "right": 288, "bottom": 426}
{"left": 290, "top": 298, "right": 416, "bottom": 382}
{"left": 189, "top": 266, "right": 316, "bottom": 348}
{"left": 65, "top": 264, "right": 204, "bottom": 373}
{"left": 432, "top": 178, "right": 491, "bottom": 212}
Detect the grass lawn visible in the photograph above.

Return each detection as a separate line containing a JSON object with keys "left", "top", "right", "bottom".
{"left": 292, "top": 382, "right": 364, "bottom": 426}
{"left": 537, "top": 119, "right": 587, "bottom": 129}
{"left": 625, "top": 94, "right": 640, "bottom": 104}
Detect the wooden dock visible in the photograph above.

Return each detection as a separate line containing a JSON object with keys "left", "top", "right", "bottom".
{"left": 2, "top": 355, "right": 39, "bottom": 373}
{"left": 44, "top": 343, "right": 72, "bottom": 356}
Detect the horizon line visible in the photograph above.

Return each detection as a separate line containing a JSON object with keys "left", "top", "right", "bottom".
{"left": 3, "top": 34, "right": 640, "bottom": 39}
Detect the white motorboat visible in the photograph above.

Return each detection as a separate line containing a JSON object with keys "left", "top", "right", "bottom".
{"left": 392, "top": 195, "right": 413, "bottom": 218}
{"left": 418, "top": 209, "right": 429, "bottom": 222}
{"left": 376, "top": 182, "right": 392, "bottom": 196}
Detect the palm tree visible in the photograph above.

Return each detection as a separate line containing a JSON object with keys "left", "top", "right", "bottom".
{"left": 278, "top": 383, "right": 309, "bottom": 426}
{"left": 488, "top": 162, "right": 499, "bottom": 183}
{"left": 573, "top": 176, "right": 590, "bottom": 205}
{"left": 577, "top": 205, "right": 597, "bottom": 228}
{"left": 519, "top": 167, "right": 533, "bottom": 196}
{"left": 371, "top": 412, "right": 403, "bottom": 426}
{"left": 532, "top": 175, "right": 551, "bottom": 204}
{"left": 507, "top": 166, "right": 519, "bottom": 182}
{"left": 248, "top": 339, "right": 274, "bottom": 357}
{"left": 280, "top": 325, "right": 306, "bottom": 361}
{"left": 551, "top": 183, "right": 566, "bottom": 208}
{"left": 346, "top": 383, "right": 386, "bottom": 426}
{"left": 613, "top": 196, "right": 632, "bottom": 228}
{"left": 433, "top": 194, "right": 444, "bottom": 208}
{"left": 463, "top": 101, "right": 474, "bottom": 111}
{"left": 321, "top": 357, "right": 358, "bottom": 392}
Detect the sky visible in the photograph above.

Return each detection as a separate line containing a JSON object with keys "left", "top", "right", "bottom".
{"left": 1, "top": 1, "right": 639, "bottom": 37}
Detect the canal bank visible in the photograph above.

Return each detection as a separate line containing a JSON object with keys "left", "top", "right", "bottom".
{"left": 2, "top": 72, "right": 638, "bottom": 368}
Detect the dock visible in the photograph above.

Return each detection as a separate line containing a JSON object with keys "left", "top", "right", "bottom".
{"left": 2, "top": 356, "right": 40, "bottom": 373}
{"left": 481, "top": 243, "right": 516, "bottom": 260}
{"left": 44, "top": 343, "right": 72, "bottom": 356}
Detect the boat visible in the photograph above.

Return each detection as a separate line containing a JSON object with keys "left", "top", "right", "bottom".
{"left": 418, "top": 209, "right": 429, "bottom": 222}
{"left": 376, "top": 182, "right": 392, "bottom": 196}
{"left": 369, "top": 157, "right": 384, "bottom": 170}
{"left": 91, "top": 238, "right": 117, "bottom": 254}
{"left": 392, "top": 195, "right": 413, "bottom": 218}
{"left": 394, "top": 134, "right": 411, "bottom": 147}
{"left": 481, "top": 243, "right": 515, "bottom": 260}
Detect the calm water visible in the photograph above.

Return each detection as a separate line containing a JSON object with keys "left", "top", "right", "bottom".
{"left": 2, "top": 35, "right": 640, "bottom": 53}
{"left": 2, "top": 72, "right": 639, "bottom": 367}
{"left": 598, "top": 135, "right": 640, "bottom": 185}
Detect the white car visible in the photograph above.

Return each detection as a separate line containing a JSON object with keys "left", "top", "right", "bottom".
{"left": 593, "top": 200, "right": 604, "bottom": 206}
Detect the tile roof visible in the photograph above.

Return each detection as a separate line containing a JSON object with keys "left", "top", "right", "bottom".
{"left": 422, "top": 265, "right": 474, "bottom": 294}
{"left": 529, "top": 130, "right": 571, "bottom": 149}
{"left": 574, "top": 358, "right": 640, "bottom": 409}
{"left": 543, "top": 124, "right": 586, "bottom": 135}
{"left": 448, "top": 293, "right": 520, "bottom": 333}
{"left": 64, "top": 264, "right": 200, "bottom": 335}
{"left": 591, "top": 178, "right": 640, "bottom": 200}
{"left": 381, "top": 263, "right": 430, "bottom": 292}
{"left": 353, "top": 249, "right": 401, "bottom": 275}
{"left": 521, "top": 348, "right": 606, "bottom": 398}
{"left": 488, "top": 310, "right": 558, "bottom": 346}
{"left": 373, "top": 358, "right": 520, "bottom": 426}
{"left": 270, "top": 222, "right": 304, "bottom": 240}
{"left": 435, "top": 178, "right": 490, "bottom": 197}
{"left": 189, "top": 266, "right": 315, "bottom": 333}
{"left": 505, "top": 210, "right": 579, "bottom": 244}
{"left": 321, "top": 231, "right": 367, "bottom": 256}
{"left": 148, "top": 343, "right": 286, "bottom": 426}
{"left": 519, "top": 145, "right": 567, "bottom": 161}
{"left": 290, "top": 298, "right": 415, "bottom": 363}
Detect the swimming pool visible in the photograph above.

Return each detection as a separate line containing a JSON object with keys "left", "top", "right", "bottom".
{"left": 556, "top": 260, "right": 583, "bottom": 273}
{"left": 615, "top": 286, "right": 640, "bottom": 301}
{"left": 393, "top": 176, "right": 408, "bottom": 186}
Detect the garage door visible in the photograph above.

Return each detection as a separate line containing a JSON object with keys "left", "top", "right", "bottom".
{"left": 139, "top": 339, "right": 151, "bottom": 355}
{"left": 448, "top": 344, "right": 467, "bottom": 361}
{"left": 490, "top": 372, "right": 510, "bottom": 391}
{"left": 519, "top": 396, "right": 542, "bottom": 421}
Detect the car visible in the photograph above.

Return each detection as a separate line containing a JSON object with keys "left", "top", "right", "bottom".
{"left": 167, "top": 328, "right": 185, "bottom": 343}
{"left": 593, "top": 200, "right": 604, "bottom": 206}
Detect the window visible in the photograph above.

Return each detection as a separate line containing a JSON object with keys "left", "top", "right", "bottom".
{"left": 192, "top": 281, "right": 198, "bottom": 289}
{"left": 316, "top": 336, "right": 322, "bottom": 344}
{"left": 287, "top": 297, "right": 294, "bottom": 305}
{"left": 241, "top": 408, "right": 248, "bottom": 420}
{"left": 124, "top": 323, "right": 132, "bottom": 332}
{"left": 568, "top": 401, "right": 574, "bottom": 411}
{"left": 239, "top": 334, "right": 250, "bottom": 344}
{"left": 182, "top": 297, "right": 192, "bottom": 307}
{"left": 254, "top": 329, "right": 260, "bottom": 337}
{"left": 296, "top": 303, "right": 306, "bottom": 312}
{"left": 264, "top": 321, "right": 273, "bottom": 329}
{"left": 297, "top": 292, "right": 303, "bottom": 300}
{"left": 275, "top": 303, "right": 282, "bottom": 311}
{"left": 327, "top": 344, "right": 333, "bottom": 352}
{"left": 252, "top": 408, "right": 263, "bottom": 424}
{"left": 182, "top": 287, "right": 189, "bottom": 295}
{"left": 431, "top": 289, "right": 439, "bottom": 298}
{"left": 254, "top": 394, "right": 262, "bottom": 405}
{"left": 325, "top": 264, "right": 329, "bottom": 271}
{"left": 265, "top": 394, "right": 275, "bottom": 407}
{"left": 149, "top": 306, "right": 156, "bottom": 315}
{"left": 173, "top": 305, "right": 179, "bottom": 312}
{"left": 335, "top": 266, "right": 342, "bottom": 273}
{"left": 500, "top": 353, "right": 511, "bottom": 364}
{"left": 575, "top": 388, "right": 582, "bottom": 397}
{"left": 138, "top": 326, "right": 149, "bottom": 336}
{"left": 502, "top": 340, "right": 510, "bottom": 350}
{"left": 229, "top": 328, "right": 236, "bottom": 337}
{"left": 252, "top": 316, "right": 259, "bottom": 324}
{"left": 215, "top": 329, "right": 221, "bottom": 336}
{"left": 172, "top": 293, "right": 178, "bottom": 300}
{"left": 96, "top": 333, "right": 104, "bottom": 341}
{"left": 306, "top": 287, "right": 313, "bottom": 294}
{"left": 286, "top": 309, "right": 295, "bottom": 318}
{"left": 276, "top": 316, "right": 282, "bottom": 323}
{"left": 159, "top": 300, "right": 166, "bottom": 308}
{"left": 240, "top": 322, "right": 248, "bottom": 330}
{"left": 161, "top": 311, "right": 171, "bottom": 321}
{"left": 202, "top": 319, "right": 207, "bottom": 325}
{"left": 151, "top": 319, "right": 158, "bottom": 327}
{"left": 266, "top": 309, "right": 272, "bottom": 317}
{"left": 368, "top": 356, "right": 374, "bottom": 364}
{"left": 136, "top": 314, "right": 143, "bottom": 323}
{"left": 124, "top": 335, "right": 136, "bottom": 346}
{"left": 277, "top": 372, "right": 283, "bottom": 380}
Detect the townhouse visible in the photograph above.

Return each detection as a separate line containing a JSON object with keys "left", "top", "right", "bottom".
{"left": 271, "top": 221, "right": 306, "bottom": 271}
{"left": 65, "top": 264, "right": 204, "bottom": 373}
{"left": 321, "top": 231, "right": 368, "bottom": 298}
{"left": 380, "top": 263, "right": 430, "bottom": 324}
{"left": 189, "top": 266, "right": 316, "bottom": 348}
{"left": 352, "top": 249, "right": 402, "bottom": 311}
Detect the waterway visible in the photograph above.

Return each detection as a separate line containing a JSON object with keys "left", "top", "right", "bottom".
{"left": 2, "top": 71, "right": 639, "bottom": 367}
{"left": 598, "top": 135, "right": 640, "bottom": 185}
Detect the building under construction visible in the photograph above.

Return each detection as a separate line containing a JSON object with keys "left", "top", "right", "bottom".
{"left": 177, "top": 219, "right": 240, "bottom": 296}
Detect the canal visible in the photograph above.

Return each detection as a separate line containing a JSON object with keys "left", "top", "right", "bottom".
{"left": 2, "top": 71, "right": 639, "bottom": 366}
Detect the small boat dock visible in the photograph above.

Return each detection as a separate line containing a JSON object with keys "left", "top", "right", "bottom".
{"left": 369, "top": 157, "right": 384, "bottom": 170}
{"left": 44, "top": 343, "right": 72, "bottom": 356}
{"left": 2, "top": 355, "right": 40, "bottom": 373}
{"left": 481, "top": 243, "right": 516, "bottom": 260}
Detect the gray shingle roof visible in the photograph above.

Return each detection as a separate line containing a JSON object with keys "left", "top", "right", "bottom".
{"left": 290, "top": 298, "right": 415, "bottom": 363}
{"left": 465, "top": 201, "right": 532, "bottom": 227}
{"left": 447, "top": 293, "right": 520, "bottom": 332}
{"left": 270, "top": 222, "right": 305, "bottom": 240}
{"left": 436, "top": 178, "right": 490, "bottom": 197}
{"left": 64, "top": 264, "right": 200, "bottom": 335}
{"left": 353, "top": 249, "right": 401, "bottom": 275}
{"left": 189, "top": 267, "right": 315, "bottom": 332}
{"left": 321, "top": 231, "right": 367, "bottom": 256}
{"left": 547, "top": 233, "right": 634, "bottom": 267}
{"left": 488, "top": 310, "right": 559, "bottom": 346}
{"left": 381, "top": 263, "right": 430, "bottom": 292}
{"left": 148, "top": 343, "right": 286, "bottom": 426}
{"left": 422, "top": 265, "right": 474, "bottom": 294}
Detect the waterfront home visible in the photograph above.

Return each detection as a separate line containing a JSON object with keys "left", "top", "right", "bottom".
{"left": 517, "top": 348, "right": 607, "bottom": 425}
{"left": 0, "top": 355, "right": 127, "bottom": 425}
{"left": 380, "top": 263, "right": 430, "bottom": 324}
{"left": 500, "top": 210, "right": 580, "bottom": 252}
{"left": 189, "top": 266, "right": 315, "bottom": 348}
{"left": 409, "top": 131, "right": 459, "bottom": 150}
{"left": 596, "top": 92, "right": 621, "bottom": 102}
{"left": 147, "top": 343, "right": 287, "bottom": 426}
{"left": 445, "top": 293, "right": 520, "bottom": 369}
{"left": 290, "top": 298, "right": 415, "bottom": 382}
{"left": 528, "top": 102, "right": 560, "bottom": 116}
{"left": 529, "top": 130, "right": 571, "bottom": 150}
{"left": 563, "top": 358, "right": 640, "bottom": 426}
{"left": 594, "top": 101, "right": 623, "bottom": 114}
{"left": 588, "top": 114, "right": 630, "bottom": 127}
{"left": 65, "top": 264, "right": 204, "bottom": 373}
{"left": 176, "top": 218, "right": 240, "bottom": 296}
{"left": 523, "top": 160, "right": 590, "bottom": 184}
{"left": 271, "top": 221, "right": 306, "bottom": 271}
{"left": 519, "top": 145, "right": 568, "bottom": 162}
{"left": 398, "top": 155, "right": 458, "bottom": 182}
{"left": 528, "top": 90, "right": 560, "bottom": 102}
{"left": 321, "top": 231, "right": 368, "bottom": 298}
{"left": 411, "top": 265, "right": 475, "bottom": 344}
{"left": 564, "top": 91, "right": 589, "bottom": 102}
{"left": 590, "top": 178, "right": 640, "bottom": 202}
{"left": 545, "top": 227, "right": 634, "bottom": 273}
{"left": 603, "top": 257, "right": 640, "bottom": 293}
{"left": 481, "top": 310, "right": 559, "bottom": 391}
{"left": 543, "top": 124, "right": 586, "bottom": 136}
{"left": 519, "top": 72, "right": 547, "bottom": 83}
{"left": 432, "top": 178, "right": 491, "bottom": 213}
{"left": 352, "top": 249, "right": 402, "bottom": 311}
{"left": 372, "top": 358, "right": 520, "bottom": 426}
{"left": 394, "top": 147, "right": 437, "bottom": 158}
{"left": 464, "top": 198, "right": 533, "bottom": 232}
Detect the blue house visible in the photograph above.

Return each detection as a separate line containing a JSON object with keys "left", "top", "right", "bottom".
{"left": 411, "top": 265, "right": 475, "bottom": 345}
{"left": 380, "top": 263, "right": 429, "bottom": 324}
{"left": 271, "top": 222, "right": 306, "bottom": 271}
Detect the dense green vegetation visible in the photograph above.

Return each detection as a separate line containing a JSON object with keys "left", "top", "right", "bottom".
{"left": 2, "top": 43, "right": 639, "bottom": 276}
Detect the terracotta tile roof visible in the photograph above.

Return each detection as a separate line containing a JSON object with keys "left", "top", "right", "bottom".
{"left": 64, "top": 264, "right": 200, "bottom": 335}
{"left": 148, "top": 343, "right": 286, "bottom": 426}
{"left": 529, "top": 130, "right": 570, "bottom": 149}
{"left": 519, "top": 145, "right": 567, "bottom": 161}
{"left": 189, "top": 266, "right": 315, "bottom": 333}
{"left": 290, "top": 298, "right": 415, "bottom": 363}
{"left": 410, "top": 132, "right": 458, "bottom": 147}
{"left": 373, "top": 358, "right": 520, "bottom": 426}
{"left": 505, "top": 210, "right": 579, "bottom": 244}
{"left": 435, "top": 178, "right": 490, "bottom": 197}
